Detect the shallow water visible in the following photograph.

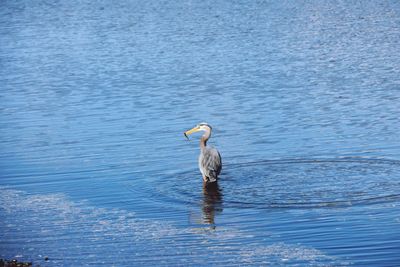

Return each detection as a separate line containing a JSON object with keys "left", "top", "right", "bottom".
{"left": 1, "top": 0, "right": 400, "bottom": 266}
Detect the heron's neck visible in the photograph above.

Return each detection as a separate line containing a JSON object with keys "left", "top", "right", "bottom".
{"left": 200, "top": 129, "right": 211, "bottom": 150}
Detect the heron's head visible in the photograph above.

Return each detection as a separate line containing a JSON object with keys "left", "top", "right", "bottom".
{"left": 184, "top": 122, "right": 212, "bottom": 139}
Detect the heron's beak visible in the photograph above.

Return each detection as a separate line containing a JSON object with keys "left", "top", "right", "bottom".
{"left": 184, "top": 126, "right": 201, "bottom": 140}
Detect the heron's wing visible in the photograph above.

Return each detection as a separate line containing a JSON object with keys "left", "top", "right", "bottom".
{"left": 201, "top": 147, "right": 222, "bottom": 182}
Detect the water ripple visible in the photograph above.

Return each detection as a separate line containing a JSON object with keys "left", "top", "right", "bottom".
{"left": 134, "top": 157, "right": 400, "bottom": 209}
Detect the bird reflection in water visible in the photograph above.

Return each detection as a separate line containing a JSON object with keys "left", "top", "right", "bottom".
{"left": 202, "top": 182, "right": 223, "bottom": 228}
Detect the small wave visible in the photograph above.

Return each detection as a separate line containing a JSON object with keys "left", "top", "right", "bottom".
{"left": 139, "top": 157, "right": 400, "bottom": 210}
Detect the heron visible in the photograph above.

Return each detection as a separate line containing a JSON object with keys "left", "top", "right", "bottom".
{"left": 184, "top": 123, "right": 222, "bottom": 183}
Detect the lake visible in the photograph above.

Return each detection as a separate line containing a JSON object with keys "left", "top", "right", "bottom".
{"left": 1, "top": 0, "right": 400, "bottom": 266}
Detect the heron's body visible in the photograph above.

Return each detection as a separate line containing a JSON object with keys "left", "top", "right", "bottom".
{"left": 199, "top": 146, "right": 222, "bottom": 183}
{"left": 184, "top": 123, "right": 222, "bottom": 183}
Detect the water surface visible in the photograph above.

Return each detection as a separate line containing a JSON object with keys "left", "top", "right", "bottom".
{"left": 1, "top": 0, "right": 400, "bottom": 266}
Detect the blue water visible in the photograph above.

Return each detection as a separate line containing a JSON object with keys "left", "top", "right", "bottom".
{"left": 1, "top": 0, "right": 400, "bottom": 266}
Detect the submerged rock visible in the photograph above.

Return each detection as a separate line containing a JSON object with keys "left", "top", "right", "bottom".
{"left": 0, "top": 259, "right": 34, "bottom": 267}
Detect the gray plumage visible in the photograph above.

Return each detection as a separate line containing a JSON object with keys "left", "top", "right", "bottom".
{"left": 184, "top": 122, "right": 222, "bottom": 183}
{"left": 199, "top": 147, "right": 222, "bottom": 183}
